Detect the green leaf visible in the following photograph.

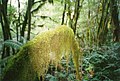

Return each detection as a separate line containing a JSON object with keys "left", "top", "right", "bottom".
{"left": 3, "top": 40, "right": 23, "bottom": 50}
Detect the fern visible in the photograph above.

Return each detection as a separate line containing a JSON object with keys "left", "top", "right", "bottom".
{"left": 0, "top": 55, "right": 13, "bottom": 66}
{"left": 3, "top": 40, "right": 23, "bottom": 50}
{"left": 83, "top": 43, "right": 120, "bottom": 81}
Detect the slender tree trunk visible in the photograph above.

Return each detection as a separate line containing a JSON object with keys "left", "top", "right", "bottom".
{"left": 72, "top": 0, "right": 80, "bottom": 33}
{"left": 16, "top": 0, "right": 20, "bottom": 41}
{"left": 1, "top": 0, "right": 11, "bottom": 58}
{"left": 111, "top": 0, "right": 120, "bottom": 42}
{"left": 27, "top": 0, "right": 33, "bottom": 40}
{"left": 97, "top": 0, "right": 110, "bottom": 45}
{"left": 61, "top": 0, "right": 66, "bottom": 25}
{"left": 66, "top": 0, "right": 83, "bottom": 34}
{"left": 20, "top": 9, "right": 28, "bottom": 38}
{"left": 21, "top": 0, "right": 34, "bottom": 41}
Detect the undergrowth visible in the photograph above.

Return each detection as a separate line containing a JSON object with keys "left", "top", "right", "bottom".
{"left": 1, "top": 39, "right": 120, "bottom": 81}
{"left": 82, "top": 42, "right": 120, "bottom": 81}
{"left": 45, "top": 42, "right": 120, "bottom": 81}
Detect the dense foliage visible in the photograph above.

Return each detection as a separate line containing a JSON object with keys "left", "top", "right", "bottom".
{"left": 44, "top": 43, "right": 120, "bottom": 81}
{"left": 83, "top": 43, "right": 120, "bottom": 81}
{"left": 0, "top": 0, "right": 120, "bottom": 81}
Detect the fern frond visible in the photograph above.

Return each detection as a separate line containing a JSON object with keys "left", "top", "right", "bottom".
{"left": 0, "top": 55, "right": 13, "bottom": 66}
{"left": 3, "top": 40, "right": 23, "bottom": 50}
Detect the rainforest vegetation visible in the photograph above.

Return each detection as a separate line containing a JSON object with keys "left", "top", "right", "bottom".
{"left": 0, "top": 0, "right": 120, "bottom": 81}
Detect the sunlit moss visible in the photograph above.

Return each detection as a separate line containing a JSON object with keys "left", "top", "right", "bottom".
{"left": 2, "top": 25, "right": 82, "bottom": 81}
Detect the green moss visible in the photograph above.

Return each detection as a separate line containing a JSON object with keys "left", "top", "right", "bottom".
{"left": 2, "top": 47, "right": 37, "bottom": 81}
{"left": 1, "top": 25, "right": 82, "bottom": 81}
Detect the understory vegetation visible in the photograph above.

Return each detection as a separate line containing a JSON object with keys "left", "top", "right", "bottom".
{"left": 44, "top": 42, "right": 120, "bottom": 81}
{"left": 0, "top": 0, "right": 120, "bottom": 81}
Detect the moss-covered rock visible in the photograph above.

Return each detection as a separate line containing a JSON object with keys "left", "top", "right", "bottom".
{"left": 1, "top": 25, "right": 82, "bottom": 81}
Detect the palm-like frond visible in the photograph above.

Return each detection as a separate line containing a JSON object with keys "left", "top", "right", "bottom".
{"left": 3, "top": 40, "right": 23, "bottom": 50}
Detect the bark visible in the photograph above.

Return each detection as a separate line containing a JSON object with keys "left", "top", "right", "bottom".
{"left": 0, "top": 0, "right": 11, "bottom": 58}
{"left": 111, "top": 0, "right": 120, "bottom": 42}
{"left": 16, "top": 0, "right": 20, "bottom": 41}
{"left": 97, "top": 0, "right": 110, "bottom": 45}
{"left": 72, "top": 0, "right": 80, "bottom": 33}
{"left": 66, "top": 0, "right": 83, "bottom": 34}
{"left": 20, "top": 9, "right": 28, "bottom": 38}
{"left": 21, "top": 0, "right": 34, "bottom": 41}
{"left": 61, "top": 0, "right": 67, "bottom": 25}
{"left": 27, "top": 0, "right": 32, "bottom": 40}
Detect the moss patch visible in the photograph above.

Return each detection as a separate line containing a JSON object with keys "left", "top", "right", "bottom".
{"left": 1, "top": 25, "right": 82, "bottom": 81}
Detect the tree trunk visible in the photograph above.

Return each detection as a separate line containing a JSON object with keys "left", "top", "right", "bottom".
{"left": 0, "top": 0, "right": 11, "bottom": 58}
{"left": 97, "top": 0, "right": 110, "bottom": 45}
{"left": 111, "top": 0, "right": 120, "bottom": 42}
{"left": 21, "top": 0, "right": 34, "bottom": 41}
{"left": 2, "top": 25, "right": 82, "bottom": 81}
{"left": 61, "top": 0, "right": 66, "bottom": 25}
{"left": 27, "top": 0, "right": 34, "bottom": 40}
{"left": 66, "top": 0, "right": 83, "bottom": 34}
{"left": 16, "top": 0, "right": 21, "bottom": 41}
{"left": 20, "top": 9, "right": 28, "bottom": 38}
{"left": 72, "top": 0, "right": 80, "bottom": 33}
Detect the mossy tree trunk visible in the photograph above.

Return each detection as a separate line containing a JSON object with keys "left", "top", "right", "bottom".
{"left": 97, "top": 0, "right": 110, "bottom": 45}
{"left": 110, "top": 0, "right": 120, "bottom": 42}
{"left": 2, "top": 25, "right": 82, "bottom": 81}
